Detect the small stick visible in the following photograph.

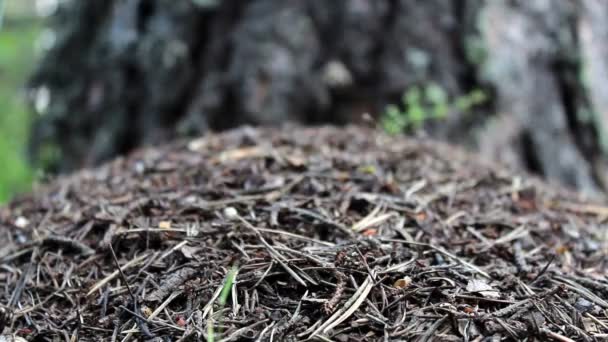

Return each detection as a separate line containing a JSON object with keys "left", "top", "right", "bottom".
{"left": 381, "top": 238, "right": 491, "bottom": 278}
{"left": 529, "top": 254, "right": 555, "bottom": 285}
{"left": 42, "top": 235, "right": 95, "bottom": 256}
{"left": 255, "top": 227, "right": 334, "bottom": 247}
{"left": 235, "top": 214, "right": 308, "bottom": 287}
{"left": 420, "top": 316, "right": 447, "bottom": 342}
{"left": 109, "top": 244, "right": 154, "bottom": 338}
{"left": 148, "top": 291, "right": 182, "bottom": 320}
{"left": 86, "top": 253, "right": 149, "bottom": 296}
{"left": 202, "top": 283, "right": 225, "bottom": 319}
{"left": 541, "top": 328, "right": 576, "bottom": 342}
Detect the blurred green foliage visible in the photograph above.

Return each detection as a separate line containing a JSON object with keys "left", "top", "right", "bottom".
{"left": 381, "top": 83, "right": 487, "bottom": 135}
{"left": 0, "top": 14, "right": 41, "bottom": 202}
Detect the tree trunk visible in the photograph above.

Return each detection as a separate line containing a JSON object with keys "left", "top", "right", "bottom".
{"left": 28, "top": 0, "right": 608, "bottom": 197}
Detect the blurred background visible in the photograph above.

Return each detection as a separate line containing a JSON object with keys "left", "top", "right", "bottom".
{"left": 0, "top": 0, "right": 42, "bottom": 202}
{"left": 2, "top": 0, "right": 608, "bottom": 203}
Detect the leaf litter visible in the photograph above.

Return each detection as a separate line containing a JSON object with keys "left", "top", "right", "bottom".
{"left": 0, "top": 125, "right": 607, "bottom": 341}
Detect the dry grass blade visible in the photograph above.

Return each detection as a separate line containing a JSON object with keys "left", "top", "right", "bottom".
{"left": 553, "top": 276, "right": 608, "bottom": 308}
{"left": 429, "top": 245, "right": 491, "bottom": 279}
{"left": 352, "top": 211, "right": 395, "bottom": 232}
{"left": 86, "top": 253, "right": 150, "bottom": 297}
{"left": 202, "top": 282, "right": 226, "bottom": 319}
{"left": 148, "top": 291, "right": 182, "bottom": 320}
{"left": 308, "top": 275, "right": 374, "bottom": 339}
{"left": 236, "top": 214, "right": 309, "bottom": 287}
{"left": 255, "top": 227, "right": 334, "bottom": 247}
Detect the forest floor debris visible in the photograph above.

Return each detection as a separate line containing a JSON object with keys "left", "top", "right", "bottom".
{"left": 1, "top": 126, "right": 608, "bottom": 341}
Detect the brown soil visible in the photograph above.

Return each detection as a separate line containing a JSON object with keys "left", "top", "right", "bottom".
{"left": 1, "top": 126, "right": 607, "bottom": 341}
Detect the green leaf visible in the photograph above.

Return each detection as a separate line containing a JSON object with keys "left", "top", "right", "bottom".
{"left": 425, "top": 83, "right": 447, "bottom": 106}
{"left": 408, "top": 106, "right": 426, "bottom": 128}
{"left": 469, "top": 89, "right": 487, "bottom": 105}
{"left": 433, "top": 103, "right": 448, "bottom": 118}
{"left": 385, "top": 104, "right": 401, "bottom": 118}
{"left": 404, "top": 87, "right": 421, "bottom": 106}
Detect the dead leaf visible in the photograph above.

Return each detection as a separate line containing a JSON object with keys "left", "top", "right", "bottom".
{"left": 180, "top": 245, "right": 198, "bottom": 259}
{"left": 394, "top": 277, "right": 412, "bottom": 289}
{"left": 466, "top": 279, "right": 500, "bottom": 298}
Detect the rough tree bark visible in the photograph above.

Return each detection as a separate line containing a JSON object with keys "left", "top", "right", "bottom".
{"left": 27, "top": 0, "right": 608, "bottom": 196}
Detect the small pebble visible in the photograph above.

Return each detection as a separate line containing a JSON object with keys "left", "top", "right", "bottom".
{"left": 223, "top": 207, "right": 238, "bottom": 220}
{"left": 14, "top": 216, "right": 29, "bottom": 228}
{"left": 574, "top": 298, "right": 593, "bottom": 313}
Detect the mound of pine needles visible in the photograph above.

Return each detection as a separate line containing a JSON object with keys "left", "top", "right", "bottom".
{"left": 1, "top": 126, "right": 607, "bottom": 341}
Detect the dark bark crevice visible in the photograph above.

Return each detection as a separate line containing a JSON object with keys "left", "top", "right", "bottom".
{"left": 520, "top": 131, "right": 544, "bottom": 176}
